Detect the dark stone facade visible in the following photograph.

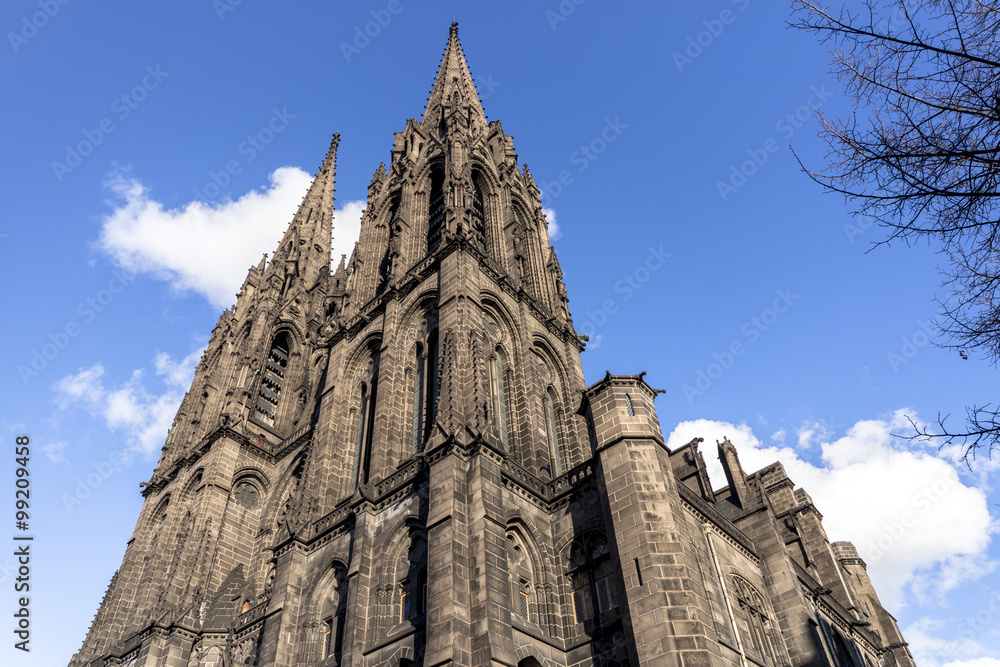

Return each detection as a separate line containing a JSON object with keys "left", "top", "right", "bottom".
{"left": 70, "top": 24, "right": 917, "bottom": 667}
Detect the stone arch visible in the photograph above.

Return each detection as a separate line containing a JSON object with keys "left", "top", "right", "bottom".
{"left": 180, "top": 468, "right": 204, "bottom": 502}
{"left": 514, "top": 651, "right": 556, "bottom": 667}
{"left": 375, "top": 520, "right": 428, "bottom": 633}
{"left": 480, "top": 292, "right": 520, "bottom": 344}
{"left": 412, "top": 154, "right": 445, "bottom": 192}
{"left": 531, "top": 340, "right": 573, "bottom": 476}
{"left": 398, "top": 290, "right": 440, "bottom": 339}
{"left": 342, "top": 331, "right": 385, "bottom": 385}
{"left": 262, "top": 448, "right": 308, "bottom": 538}
{"left": 505, "top": 520, "right": 548, "bottom": 627}
{"left": 150, "top": 493, "right": 171, "bottom": 524}
{"left": 303, "top": 558, "right": 350, "bottom": 663}
{"left": 384, "top": 645, "right": 419, "bottom": 667}
{"left": 729, "top": 572, "right": 781, "bottom": 665}
{"left": 565, "top": 529, "right": 619, "bottom": 625}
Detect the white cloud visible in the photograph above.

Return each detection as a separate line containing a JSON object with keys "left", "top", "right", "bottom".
{"left": 904, "top": 615, "right": 996, "bottom": 667}
{"left": 542, "top": 207, "right": 561, "bottom": 241}
{"left": 98, "top": 168, "right": 365, "bottom": 309}
{"left": 42, "top": 441, "right": 68, "bottom": 463}
{"left": 795, "top": 419, "right": 831, "bottom": 449}
{"left": 54, "top": 348, "right": 202, "bottom": 456}
{"left": 665, "top": 411, "right": 996, "bottom": 611}
{"left": 941, "top": 660, "right": 1000, "bottom": 667}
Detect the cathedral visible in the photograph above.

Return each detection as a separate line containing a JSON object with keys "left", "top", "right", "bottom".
{"left": 70, "top": 24, "right": 917, "bottom": 667}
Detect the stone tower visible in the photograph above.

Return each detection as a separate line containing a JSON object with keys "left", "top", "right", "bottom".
{"left": 71, "top": 24, "right": 917, "bottom": 667}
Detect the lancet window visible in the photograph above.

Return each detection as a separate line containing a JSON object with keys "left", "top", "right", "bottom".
{"left": 396, "top": 532, "right": 428, "bottom": 624}
{"left": 488, "top": 345, "right": 510, "bottom": 449}
{"left": 411, "top": 328, "right": 439, "bottom": 453}
{"left": 254, "top": 331, "right": 290, "bottom": 427}
{"left": 506, "top": 532, "right": 534, "bottom": 622}
{"left": 471, "top": 170, "right": 488, "bottom": 252}
{"left": 428, "top": 168, "right": 446, "bottom": 251}
{"left": 568, "top": 531, "right": 618, "bottom": 623}
{"left": 350, "top": 351, "right": 380, "bottom": 492}
{"left": 732, "top": 575, "right": 778, "bottom": 665}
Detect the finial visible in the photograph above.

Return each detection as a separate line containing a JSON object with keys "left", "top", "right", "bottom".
{"left": 450, "top": 21, "right": 458, "bottom": 37}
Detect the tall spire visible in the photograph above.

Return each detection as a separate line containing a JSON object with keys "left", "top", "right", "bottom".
{"left": 421, "top": 22, "right": 486, "bottom": 128}
{"left": 267, "top": 132, "right": 339, "bottom": 290}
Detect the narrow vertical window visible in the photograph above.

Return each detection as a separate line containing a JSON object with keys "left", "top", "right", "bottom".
{"left": 428, "top": 169, "right": 445, "bottom": 251}
{"left": 417, "top": 566, "right": 428, "bottom": 615}
{"left": 471, "top": 171, "right": 487, "bottom": 252}
{"left": 489, "top": 347, "right": 510, "bottom": 449}
{"left": 518, "top": 582, "right": 530, "bottom": 619}
{"left": 426, "top": 329, "right": 438, "bottom": 431}
{"left": 350, "top": 383, "right": 368, "bottom": 492}
{"left": 362, "top": 370, "right": 378, "bottom": 484}
{"left": 396, "top": 532, "right": 428, "bottom": 624}
{"left": 322, "top": 617, "right": 334, "bottom": 659}
{"left": 625, "top": 393, "right": 634, "bottom": 416}
{"left": 334, "top": 609, "right": 346, "bottom": 660}
{"left": 399, "top": 585, "right": 411, "bottom": 623}
{"left": 568, "top": 532, "right": 618, "bottom": 623}
{"left": 594, "top": 558, "right": 616, "bottom": 613}
{"left": 255, "top": 332, "right": 290, "bottom": 427}
{"left": 507, "top": 533, "right": 534, "bottom": 623}
{"left": 544, "top": 388, "right": 562, "bottom": 475}
{"left": 412, "top": 343, "right": 425, "bottom": 452}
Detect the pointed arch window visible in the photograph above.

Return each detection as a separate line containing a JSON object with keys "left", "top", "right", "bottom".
{"left": 396, "top": 532, "right": 428, "bottom": 624}
{"left": 488, "top": 345, "right": 510, "bottom": 449}
{"left": 411, "top": 330, "right": 439, "bottom": 453}
{"left": 350, "top": 352, "right": 380, "bottom": 492}
{"left": 471, "top": 170, "right": 488, "bottom": 252}
{"left": 544, "top": 387, "right": 563, "bottom": 476}
{"left": 350, "top": 382, "right": 368, "bottom": 492}
{"left": 319, "top": 567, "right": 349, "bottom": 664}
{"left": 506, "top": 532, "right": 534, "bottom": 622}
{"left": 732, "top": 575, "right": 779, "bottom": 665}
{"left": 568, "top": 532, "right": 618, "bottom": 623}
{"left": 625, "top": 394, "right": 634, "bottom": 417}
{"left": 254, "top": 331, "right": 290, "bottom": 427}
{"left": 412, "top": 343, "right": 425, "bottom": 452}
{"left": 428, "top": 168, "right": 446, "bottom": 251}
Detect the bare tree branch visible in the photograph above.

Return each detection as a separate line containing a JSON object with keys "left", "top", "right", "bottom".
{"left": 791, "top": 0, "right": 1000, "bottom": 462}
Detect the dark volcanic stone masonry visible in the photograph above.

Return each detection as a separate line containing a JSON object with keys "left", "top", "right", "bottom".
{"left": 70, "top": 24, "right": 917, "bottom": 667}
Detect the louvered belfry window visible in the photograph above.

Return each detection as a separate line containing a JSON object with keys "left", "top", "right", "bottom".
{"left": 255, "top": 332, "right": 290, "bottom": 427}
{"left": 428, "top": 169, "right": 446, "bottom": 251}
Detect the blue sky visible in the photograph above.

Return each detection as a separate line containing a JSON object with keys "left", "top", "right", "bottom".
{"left": 2, "top": 1, "right": 997, "bottom": 665}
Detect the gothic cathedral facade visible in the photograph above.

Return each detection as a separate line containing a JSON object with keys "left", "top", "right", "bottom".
{"left": 70, "top": 24, "right": 917, "bottom": 667}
